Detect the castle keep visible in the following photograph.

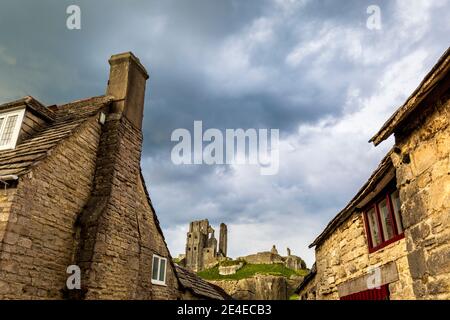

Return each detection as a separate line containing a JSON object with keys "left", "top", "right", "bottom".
{"left": 184, "top": 220, "right": 228, "bottom": 272}
{"left": 179, "top": 219, "right": 307, "bottom": 276}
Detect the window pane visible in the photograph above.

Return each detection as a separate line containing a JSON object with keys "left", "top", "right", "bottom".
{"left": 0, "top": 117, "right": 4, "bottom": 132}
{"left": 367, "top": 207, "right": 382, "bottom": 247}
{"left": 159, "top": 259, "right": 166, "bottom": 282}
{"left": 391, "top": 190, "right": 403, "bottom": 234}
{"left": 378, "top": 199, "right": 395, "bottom": 241}
{"left": 0, "top": 115, "right": 18, "bottom": 146}
{"left": 152, "top": 256, "right": 159, "bottom": 280}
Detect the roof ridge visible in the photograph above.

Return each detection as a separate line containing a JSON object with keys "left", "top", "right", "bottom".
{"left": 55, "top": 95, "right": 114, "bottom": 109}
{"left": 0, "top": 95, "right": 55, "bottom": 121}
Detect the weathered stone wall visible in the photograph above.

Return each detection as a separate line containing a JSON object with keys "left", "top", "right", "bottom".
{"left": 75, "top": 114, "right": 144, "bottom": 299}
{"left": 391, "top": 94, "right": 450, "bottom": 299}
{"left": 240, "top": 252, "right": 284, "bottom": 265}
{"left": 76, "top": 115, "right": 180, "bottom": 299}
{"left": 219, "top": 223, "right": 227, "bottom": 257}
{"left": 0, "top": 117, "right": 101, "bottom": 299}
{"left": 0, "top": 188, "right": 16, "bottom": 246}
{"left": 210, "top": 275, "right": 296, "bottom": 300}
{"left": 298, "top": 276, "right": 317, "bottom": 300}
{"left": 185, "top": 220, "right": 226, "bottom": 272}
{"left": 0, "top": 114, "right": 182, "bottom": 300}
{"left": 185, "top": 220, "right": 209, "bottom": 272}
{"left": 218, "top": 263, "right": 244, "bottom": 276}
{"left": 134, "top": 176, "right": 180, "bottom": 299}
{"left": 314, "top": 213, "right": 415, "bottom": 300}
{"left": 239, "top": 251, "right": 306, "bottom": 271}
{"left": 284, "top": 255, "right": 306, "bottom": 271}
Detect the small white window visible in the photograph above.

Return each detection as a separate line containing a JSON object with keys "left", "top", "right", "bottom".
{"left": 0, "top": 109, "right": 25, "bottom": 151}
{"left": 151, "top": 254, "right": 167, "bottom": 286}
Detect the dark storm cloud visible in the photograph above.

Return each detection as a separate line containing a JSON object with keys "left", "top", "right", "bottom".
{"left": 1, "top": 0, "right": 449, "bottom": 264}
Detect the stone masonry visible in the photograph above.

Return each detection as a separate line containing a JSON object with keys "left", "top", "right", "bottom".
{"left": 389, "top": 80, "right": 449, "bottom": 299}
{"left": 298, "top": 47, "right": 449, "bottom": 300}
{"left": 313, "top": 214, "right": 415, "bottom": 299}
{"left": 184, "top": 219, "right": 228, "bottom": 272}
{"left": 0, "top": 52, "right": 229, "bottom": 300}
{"left": 239, "top": 246, "right": 306, "bottom": 271}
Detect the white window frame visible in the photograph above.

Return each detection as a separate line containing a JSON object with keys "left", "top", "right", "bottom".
{"left": 0, "top": 108, "right": 25, "bottom": 151}
{"left": 151, "top": 254, "right": 167, "bottom": 286}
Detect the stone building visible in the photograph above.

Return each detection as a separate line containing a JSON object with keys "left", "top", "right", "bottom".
{"left": 297, "top": 47, "right": 449, "bottom": 300}
{"left": 239, "top": 246, "right": 306, "bottom": 271}
{"left": 183, "top": 219, "right": 228, "bottom": 272}
{"left": 0, "top": 52, "right": 229, "bottom": 300}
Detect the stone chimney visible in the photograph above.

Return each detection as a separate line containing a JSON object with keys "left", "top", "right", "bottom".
{"left": 74, "top": 52, "right": 150, "bottom": 298}
{"left": 106, "top": 52, "right": 149, "bottom": 130}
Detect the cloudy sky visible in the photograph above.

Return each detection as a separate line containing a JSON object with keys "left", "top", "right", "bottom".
{"left": 0, "top": 0, "right": 449, "bottom": 266}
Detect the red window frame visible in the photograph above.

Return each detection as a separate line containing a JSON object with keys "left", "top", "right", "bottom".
{"left": 362, "top": 182, "right": 404, "bottom": 253}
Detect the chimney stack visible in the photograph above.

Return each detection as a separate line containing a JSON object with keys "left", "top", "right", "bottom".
{"left": 106, "top": 52, "right": 149, "bottom": 130}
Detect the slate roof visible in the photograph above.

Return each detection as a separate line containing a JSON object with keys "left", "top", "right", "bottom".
{"left": 0, "top": 95, "right": 113, "bottom": 178}
{"left": 175, "top": 264, "right": 232, "bottom": 300}
{"left": 0, "top": 96, "right": 55, "bottom": 121}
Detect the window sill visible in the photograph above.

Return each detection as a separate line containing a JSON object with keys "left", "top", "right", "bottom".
{"left": 0, "top": 146, "right": 15, "bottom": 151}
{"left": 151, "top": 280, "right": 167, "bottom": 287}
{"left": 368, "top": 233, "right": 405, "bottom": 254}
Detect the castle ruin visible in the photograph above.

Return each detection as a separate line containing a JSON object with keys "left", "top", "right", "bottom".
{"left": 184, "top": 219, "right": 228, "bottom": 272}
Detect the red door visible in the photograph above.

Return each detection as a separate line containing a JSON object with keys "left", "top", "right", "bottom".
{"left": 340, "top": 284, "right": 389, "bottom": 300}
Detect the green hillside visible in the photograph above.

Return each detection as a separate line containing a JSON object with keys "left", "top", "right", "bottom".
{"left": 197, "top": 263, "right": 309, "bottom": 281}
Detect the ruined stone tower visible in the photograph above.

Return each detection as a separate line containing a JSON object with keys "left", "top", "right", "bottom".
{"left": 219, "top": 223, "right": 228, "bottom": 257}
{"left": 185, "top": 220, "right": 227, "bottom": 272}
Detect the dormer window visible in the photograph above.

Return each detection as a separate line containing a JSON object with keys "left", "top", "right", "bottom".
{"left": 0, "top": 109, "right": 25, "bottom": 151}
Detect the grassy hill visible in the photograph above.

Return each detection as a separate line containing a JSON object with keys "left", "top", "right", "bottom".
{"left": 197, "top": 263, "right": 309, "bottom": 281}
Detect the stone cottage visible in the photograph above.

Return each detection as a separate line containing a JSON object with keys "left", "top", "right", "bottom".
{"left": 0, "top": 52, "right": 229, "bottom": 300}
{"left": 297, "top": 47, "right": 449, "bottom": 300}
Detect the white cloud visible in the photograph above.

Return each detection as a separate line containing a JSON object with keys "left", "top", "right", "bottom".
{"left": 203, "top": 17, "right": 276, "bottom": 96}
{"left": 154, "top": 0, "right": 446, "bottom": 266}
{"left": 273, "top": 0, "right": 310, "bottom": 14}
{"left": 285, "top": 25, "right": 365, "bottom": 67}
{"left": 395, "top": 0, "right": 448, "bottom": 41}
{"left": 161, "top": 47, "right": 431, "bottom": 267}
